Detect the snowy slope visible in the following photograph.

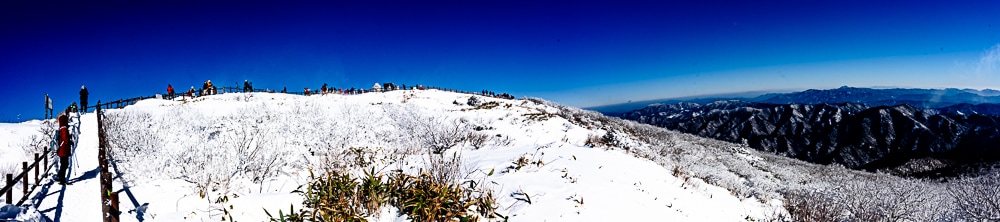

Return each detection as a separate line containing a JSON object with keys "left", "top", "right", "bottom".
{"left": 3, "top": 89, "right": 783, "bottom": 221}
{"left": 0, "top": 120, "right": 50, "bottom": 176}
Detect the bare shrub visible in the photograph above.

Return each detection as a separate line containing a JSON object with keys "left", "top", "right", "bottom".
{"left": 784, "top": 188, "right": 844, "bottom": 222}
{"left": 466, "top": 132, "right": 491, "bottom": 150}
{"left": 216, "top": 109, "right": 293, "bottom": 185}
{"left": 426, "top": 118, "right": 470, "bottom": 154}
{"left": 783, "top": 174, "right": 946, "bottom": 222}
{"left": 30, "top": 120, "right": 57, "bottom": 153}
{"left": 103, "top": 111, "right": 163, "bottom": 185}
{"left": 466, "top": 96, "right": 482, "bottom": 106}
{"left": 948, "top": 171, "right": 1000, "bottom": 221}
{"left": 842, "top": 177, "right": 935, "bottom": 221}
{"left": 103, "top": 111, "right": 160, "bottom": 160}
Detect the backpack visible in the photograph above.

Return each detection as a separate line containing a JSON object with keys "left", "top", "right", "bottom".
{"left": 50, "top": 132, "right": 58, "bottom": 152}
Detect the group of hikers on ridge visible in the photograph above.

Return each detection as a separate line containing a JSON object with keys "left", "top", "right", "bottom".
{"left": 162, "top": 80, "right": 437, "bottom": 98}
{"left": 48, "top": 81, "right": 518, "bottom": 118}
{"left": 45, "top": 80, "right": 519, "bottom": 120}
{"left": 157, "top": 80, "right": 520, "bottom": 101}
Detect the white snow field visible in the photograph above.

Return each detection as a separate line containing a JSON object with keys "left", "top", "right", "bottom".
{"left": 1, "top": 89, "right": 956, "bottom": 221}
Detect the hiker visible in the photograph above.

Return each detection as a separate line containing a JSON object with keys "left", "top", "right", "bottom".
{"left": 282, "top": 87, "right": 287, "bottom": 93}
{"left": 45, "top": 94, "right": 53, "bottom": 119}
{"left": 167, "top": 84, "right": 175, "bottom": 99}
{"left": 321, "top": 83, "right": 328, "bottom": 94}
{"left": 202, "top": 80, "right": 215, "bottom": 96}
{"left": 79, "top": 85, "right": 89, "bottom": 113}
{"left": 209, "top": 80, "right": 215, "bottom": 95}
{"left": 69, "top": 102, "right": 78, "bottom": 113}
{"left": 304, "top": 88, "right": 310, "bottom": 96}
{"left": 202, "top": 81, "right": 209, "bottom": 95}
{"left": 243, "top": 80, "right": 252, "bottom": 92}
{"left": 56, "top": 110, "right": 71, "bottom": 184}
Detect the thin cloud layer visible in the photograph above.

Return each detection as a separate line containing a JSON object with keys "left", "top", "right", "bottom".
{"left": 977, "top": 43, "right": 1000, "bottom": 76}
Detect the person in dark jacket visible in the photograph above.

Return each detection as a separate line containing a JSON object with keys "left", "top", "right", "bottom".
{"left": 79, "top": 85, "right": 89, "bottom": 113}
{"left": 244, "top": 80, "right": 252, "bottom": 92}
{"left": 56, "top": 110, "right": 72, "bottom": 184}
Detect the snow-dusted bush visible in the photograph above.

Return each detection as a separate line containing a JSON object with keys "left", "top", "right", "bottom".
{"left": 784, "top": 188, "right": 844, "bottom": 221}
{"left": 390, "top": 107, "right": 473, "bottom": 155}
{"left": 784, "top": 174, "right": 948, "bottom": 221}
{"left": 466, "top": 96, "right": 482, "bottom": 107}
{"left": 948, "top": 170, "right": 1000, "bottom": 221}
{"left": 103, "top": 111, "right": 160, "bottom": 163}
{"left": 104, "top": 105, "right": 302, "bottom": 199}
{"left": 31, "top": 120, "right": 56, "bottom": 154}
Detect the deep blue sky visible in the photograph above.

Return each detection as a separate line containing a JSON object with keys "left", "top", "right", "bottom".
{"left": 2, "top": 0, "right": 999, "bottom": 121}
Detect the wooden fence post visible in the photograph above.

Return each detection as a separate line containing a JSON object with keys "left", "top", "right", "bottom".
{"left": 5, "top": 174, "right": 11, "bottom": 204}
{"left": 22, "top": 162, "right": 28, "bottom": 196}
{"left": 34, "top": 153, "right": 40, "bottom": 184}
{"left": 110, "top": 191, "right": 120, "bottom": 222}
{"left": 43, "top": 152, "right": 48, "bottom": 174}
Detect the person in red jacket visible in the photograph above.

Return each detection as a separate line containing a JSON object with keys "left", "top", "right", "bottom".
{"left": 56, "top": 110, "right": 72, "bottom": 185}
{"left": 167, "top": 84, "right": 175, "bottom": 100}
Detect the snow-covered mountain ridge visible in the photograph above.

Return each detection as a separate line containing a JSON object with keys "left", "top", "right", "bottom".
{"left": 5, "top": 89, "right": 990, "bottom": 221}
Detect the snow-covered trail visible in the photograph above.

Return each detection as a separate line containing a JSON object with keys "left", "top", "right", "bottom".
{"left": 28, "top": 113, "right": 103, "bottom": 221}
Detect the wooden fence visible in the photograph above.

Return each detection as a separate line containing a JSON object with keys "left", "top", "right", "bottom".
{"left": 96, "top": 101, "right": 120, "bottom": 222}
{"left": 1, "top": 141, "right": 53, "bottom": 205}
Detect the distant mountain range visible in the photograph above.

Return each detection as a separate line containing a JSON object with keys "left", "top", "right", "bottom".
{"left": 589, "top": 86, "right": 1000, "bottom": 116}
{"left": 604, "top": 86, "right": 1000, "bottom": 177}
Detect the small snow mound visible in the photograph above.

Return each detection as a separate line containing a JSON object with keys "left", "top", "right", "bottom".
{"left": 131, "top": 98, "right": 181, "bottom": 107}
